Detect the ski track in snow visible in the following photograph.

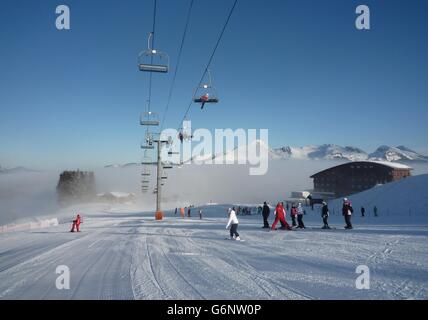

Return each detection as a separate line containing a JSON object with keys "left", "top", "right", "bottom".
{"left": 0, "top": 208, "right": 427, "bottom": 300}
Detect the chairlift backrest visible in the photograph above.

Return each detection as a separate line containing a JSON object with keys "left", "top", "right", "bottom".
{"left": 138, "top": 33, "right": 169, "bottom": 73}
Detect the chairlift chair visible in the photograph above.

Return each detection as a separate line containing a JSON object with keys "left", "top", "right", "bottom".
{"left": 140, "top": 111, "right": 160, "bottom": 126}
{"left": 138, "top": 33, "right": 169, "bottom": 73}
{"left": 193, "top": 70, "right": 219, "bottom": 109}
{"left": 141, "top": 155, "right": 154, "bottom": 165}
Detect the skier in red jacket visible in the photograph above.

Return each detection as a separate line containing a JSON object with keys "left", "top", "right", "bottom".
{"left": 271, "top": 203, "right": 292, "bottom": 231}
{"left": 70, "top": 214, "right": 82, "bottom": 232}
{"left": 290, "top": 204, "right": 298, "bottom": 228}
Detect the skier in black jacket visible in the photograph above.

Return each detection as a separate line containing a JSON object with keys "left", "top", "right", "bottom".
{"left": 342, "top": 198, "right": 353, "bottom": 229}
{"left": 321, "top": 202, "right": 330, "bottom": 229}
{"left": 262, "top": 202, "right": 270, "bottom": 228}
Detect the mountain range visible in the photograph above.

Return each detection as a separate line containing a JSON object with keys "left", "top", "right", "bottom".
{"left": 102, "top": 144, "right": 428, "bottom": 168}
{"left": 191, "top": 142, "right": 428, "bottom": 163}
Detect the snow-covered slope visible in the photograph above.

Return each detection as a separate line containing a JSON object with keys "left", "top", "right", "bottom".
{"left": 369, "top": 145, "right": 428, "bottom": 162}
{"left": 328, "top": 174, "right": 428, "bottom": 220}
{"left": 0, "top": 201, "right": 427, "bottom": 299}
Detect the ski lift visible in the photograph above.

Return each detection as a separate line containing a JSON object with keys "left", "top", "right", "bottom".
{"left": 178, "top": 122, "right": 193, "bottom": 143}
{"left": 138, "top": 32, "right": 169, "bottom": 73}
{"left": 141, "top": 167, "right": 151, "bottom": 176}
{"left": 140, "top": 111, "right": 160, "bottom": 126}
{"left": 141, "top": 154, "right": 154, "bottom": 165}
{"left": 141, "top": 131, "right": 156, "bottom": 149}
{"left": 193, "top": 70, "right": 219, "bottom": 109}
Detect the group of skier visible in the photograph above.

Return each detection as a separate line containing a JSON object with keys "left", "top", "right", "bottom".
{"left": 262, "top": 201, "right": 306, "bottom": 230}
{"left": 226, "top": 197, "right": 358, "bottom": 240}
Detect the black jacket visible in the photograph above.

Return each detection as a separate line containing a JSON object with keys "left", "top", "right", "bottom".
{"left": 262, "top": 204, "right": 270, "bottom": 216}
{"left": 342, "top": 204, "right": 354, "bottom": 216}
{"left": 322, "top": 205, "right": 329, "bottom": 217}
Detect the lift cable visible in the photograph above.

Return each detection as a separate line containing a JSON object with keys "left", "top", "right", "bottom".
{"left": 147, "top": 0, "right": 158, "bottom": 113}
{"left": 160, "top": 0, "right": 195, "bottom": 131}
{"left": 177, "top": 0, "right": 238, "bottom": 130}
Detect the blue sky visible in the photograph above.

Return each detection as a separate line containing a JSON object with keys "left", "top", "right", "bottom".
{"left": 0, "top": 0, "right": 427, "bottom": 169}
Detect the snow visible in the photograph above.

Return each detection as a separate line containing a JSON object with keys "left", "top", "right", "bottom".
{"left": 1, "top": 167, "right": 427, "bottom": 300}
{"left": 365, "top": 160, "right": 412, "bottom": 170}
{"left": 0, "top": 198, "right": 427, "bottom": 299}
{"left": 98, "top": 192, "right": 135, "bottom": 198}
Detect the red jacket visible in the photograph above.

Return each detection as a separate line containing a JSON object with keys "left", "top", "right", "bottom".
{"left": 274, "top": 205, "right": 286, "bottom": 218}
{"left": 290, "top": 207, "right": 297, "bottom": 216}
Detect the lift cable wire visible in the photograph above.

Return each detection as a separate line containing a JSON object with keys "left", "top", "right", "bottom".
{"left": 177, "top": 0, "right": 238, "bottom": 130}
{"left": 160, "top": 0, "right": 195, "bottom": 131}
{"left": 147, "top": 0, "right": 158, "bottom": 113}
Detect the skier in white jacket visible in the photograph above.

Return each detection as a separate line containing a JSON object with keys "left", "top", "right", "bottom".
{"left": 226, "top": 207, "right": 240, "bottom": 240}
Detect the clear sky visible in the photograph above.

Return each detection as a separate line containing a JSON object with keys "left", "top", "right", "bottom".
{"left": 0, "top": 0, "right": 427, "bottom": 170}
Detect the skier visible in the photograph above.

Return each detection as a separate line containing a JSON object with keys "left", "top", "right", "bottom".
{"left": 297, "top": 203, "right": 306, "bottom": 229}
{"left": 290, "top": 204, "right": 298, "bottom": 228}
{"left": 361, "top": 206, "right": 365, "bottom": 217}
{"left": 374, "top": 206, "right": 378, "bottom": 217}
{"left": 187, "top": 207, "right": 191, "bottom": 218}
{"left": 342, "top": 198, "right": 353, "bottom": 229}
{"left": 70, "top": 214, "right": 82, "bottom": 232}
{"left": 262, "top": 201, "right": 270, "bottom": 228}
{"left": 271, "top": 202, "right": 292, "bottom": 231}
{"left": 226, "top": 207, "right": 240, "bottom": 240}
{"left": 321, "top": 202, "right": 330, "bottom": 229}
{"left": 198, "top": 93, "right": 209, "bottom": 109}
{"left": 180, "top": 207, "right": 185, "bottom": 219}
{"left": 199, "top": 209, "right": 202, "bottom": 220}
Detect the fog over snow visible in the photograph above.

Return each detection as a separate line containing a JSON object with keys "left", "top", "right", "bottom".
{"left": 1, "top": 160, "right": 428, "bottom": 226}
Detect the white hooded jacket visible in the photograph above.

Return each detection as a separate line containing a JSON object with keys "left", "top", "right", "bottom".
{"left": 226, "top": 210, "right": 239, "bottom": 229}
{"left": 297, "top": 204, "right": 304, "bottom": 215}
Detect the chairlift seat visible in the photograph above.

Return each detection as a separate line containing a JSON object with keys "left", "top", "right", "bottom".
{"left": 141, "top": 145, "right": 155, "bottom": 150}
{"left": 139, "top": 63, "right": 168, "bottom": 73}
{"left": 194, "top": 98, "right": 219, "bottom": 103}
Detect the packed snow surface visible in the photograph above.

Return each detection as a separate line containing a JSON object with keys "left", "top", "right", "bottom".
{"left": 0, "top": 202, "right": 427, "bottom": 300}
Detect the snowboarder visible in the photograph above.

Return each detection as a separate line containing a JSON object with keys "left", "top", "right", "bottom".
{"left": 290, "top": 204, "right": 298, "bottom": 227}
{"left": 70, "top": 214, "right": 82, "bottom": 232}
{"left": 187, "top": 207, "right": 191, "bottom": 218}
{"left": 271, "top": 202, "right": 292, "bottom": 231}
{"left": 374, "top": 206, "right": 378, "bottom": 217}
{"left": 361, "top": 206, "right": 365, "bottom": 217}
{"left": 226, "top": 207, "right": 240, "bottom": 240}
{"left": 342, "top": 198, "right": 353, "bottom": 229}
{"left": 180, "top": 207, "right": 185, "bottom": 218}
{"left": 262, "top": 201, "right": 270, "bottom": 228}
{"left": 297, "top": 203, "right": 306, "bottom": 229}
{"left": 199, "top": 209, "right": 202, "bottom": 220}
{"left": 199, "top": 93, "right": 209, "bottom": 109}
{"left": 321, "top": 202, "right": 330, "bottom": 229}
